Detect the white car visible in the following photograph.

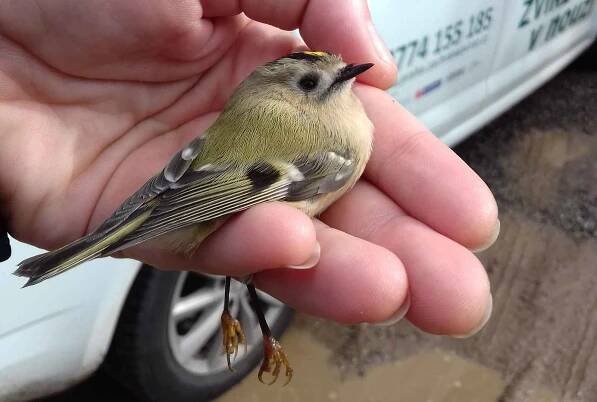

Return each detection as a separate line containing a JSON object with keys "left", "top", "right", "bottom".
{"left": 1, "top": 1, "right": 596, "bottom": 401}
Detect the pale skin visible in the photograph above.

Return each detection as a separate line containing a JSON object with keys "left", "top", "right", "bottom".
{"left": 0, "top": 0, "right": 498, "bottom": 336}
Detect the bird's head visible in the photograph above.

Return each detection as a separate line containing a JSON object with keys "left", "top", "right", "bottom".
{"left": 242, "top": 51, "right": 373, "bottom": 105}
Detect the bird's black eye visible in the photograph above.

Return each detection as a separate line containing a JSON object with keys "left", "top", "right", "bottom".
{"left": 298, "top": 74, "right": 319, "bottom": 91}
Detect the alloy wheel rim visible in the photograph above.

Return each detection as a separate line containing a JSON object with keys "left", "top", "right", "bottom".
{"left": 168, "top": 272, "right": 285, "bottom": 375}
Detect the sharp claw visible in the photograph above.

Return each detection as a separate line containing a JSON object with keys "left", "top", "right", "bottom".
{"left": 221, "top": 310, "right": 246, "bottom": 372}
{"left": 270, "top": 358, "right": 281, "bottom": 385}
{"left": 282, "top": 353, "right": 293, "bottom": 386}
{"left": 283, "top": 368, "right": 293, "bottom": 386}
{"left": 258, "top": 335, "right": 293, "bottom": 386}
{"left": 226, "top": 350, "right": 232, "bottom": 372}
{"left": 258, "top": 358, "right": 270, "bottom": 384}
{"left": 267, "top": 363, "right": 277, "bottom": 385}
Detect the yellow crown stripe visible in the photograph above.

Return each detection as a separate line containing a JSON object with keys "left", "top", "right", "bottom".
{"left": 302, "top": 51, "right": 328, "bottom": 57}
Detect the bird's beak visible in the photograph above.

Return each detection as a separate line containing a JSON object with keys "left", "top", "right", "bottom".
{"left": 333, "top": 63, "right": 374, "bottom": 85}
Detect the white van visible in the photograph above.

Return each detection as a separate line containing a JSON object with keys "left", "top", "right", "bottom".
{"left": 1, "top": 1, "right": 595, "bottom": 401}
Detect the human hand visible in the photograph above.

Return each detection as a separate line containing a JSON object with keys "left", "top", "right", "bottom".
{"left": 0, "top": 0, "right": 498, "bottom": 336}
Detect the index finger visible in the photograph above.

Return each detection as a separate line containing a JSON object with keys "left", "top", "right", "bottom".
{"left": 356, "top": 85, "right": 499, "bottom": 250}
{"left": 200, "top": 0, "right": 397, "bottom": 89}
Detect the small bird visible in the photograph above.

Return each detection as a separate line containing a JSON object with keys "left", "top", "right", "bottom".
{"left": 15, "top": 51, "right": 374, "bottom": 385}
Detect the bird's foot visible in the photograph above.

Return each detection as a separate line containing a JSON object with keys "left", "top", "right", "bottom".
{"left": 258, "top": 335, "right": 293, "bottom": 385}
{"left": 221, "top": 310, "right": 246, "bottom": 371}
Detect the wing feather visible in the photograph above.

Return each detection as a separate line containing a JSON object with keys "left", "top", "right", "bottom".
{"left": 94, "top": 137, "right": 207, "bottom": 235}
{"left": 97, "top": 147, "right": 356, "bottom": 255}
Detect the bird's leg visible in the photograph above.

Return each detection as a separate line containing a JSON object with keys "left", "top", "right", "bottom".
{"left": 246, "top": 283, "right": 293, "bottom": 385}
{"left": 221, "top": 276, "right": 245, "bottom": 371}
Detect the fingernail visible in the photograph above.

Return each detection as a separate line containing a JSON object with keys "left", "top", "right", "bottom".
{"left": 286, "top": 242, "right": 320, "bottom": 269}
{"left": 357, "top": 0, "right": 394, "bottom": 66}
{"left": 373, "top": 292, "right": 411, "bottom": 326}
{"left": 472, "top": 218, "right": 501, "bottom": 253}
{"left": 452, "top": 293, "right": 493, "bottom": 338}
{"left": 367, "top": 22, "right": 394, "bottom": 66}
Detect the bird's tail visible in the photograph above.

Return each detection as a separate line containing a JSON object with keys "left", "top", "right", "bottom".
{"left": 14, "top": 211, "right": 151, "bottom": 287}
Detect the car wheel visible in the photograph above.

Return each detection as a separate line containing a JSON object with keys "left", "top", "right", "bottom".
{"left": 103, "top": 265, "right": 293, "bottom": 402}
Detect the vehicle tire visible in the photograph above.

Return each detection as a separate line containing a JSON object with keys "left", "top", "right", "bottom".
{"left": 102, "top": 266, "right": 294, "bottom": 402}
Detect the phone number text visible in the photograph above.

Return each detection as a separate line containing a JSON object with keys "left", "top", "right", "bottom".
{"left": 390, "top": 7, "right": 494, "bottom": 70}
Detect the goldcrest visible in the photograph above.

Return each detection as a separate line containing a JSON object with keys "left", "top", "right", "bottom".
{"left": 15, "top": 51, "right": 374, "bottom": 385}
{"left": 16, "top": 51, "right": 374, "bottom": 286}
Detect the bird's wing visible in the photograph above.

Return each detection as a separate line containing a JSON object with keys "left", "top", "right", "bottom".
{"left": 93, "top": 136, "right": 208, "bottom": 235}
{"left": 99, "top": 147, "right": 356, "bottom": 254}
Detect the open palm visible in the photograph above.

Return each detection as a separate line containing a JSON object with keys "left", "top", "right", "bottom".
{"left": 0, "top": 0, "right": 498, "bottom": 336}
